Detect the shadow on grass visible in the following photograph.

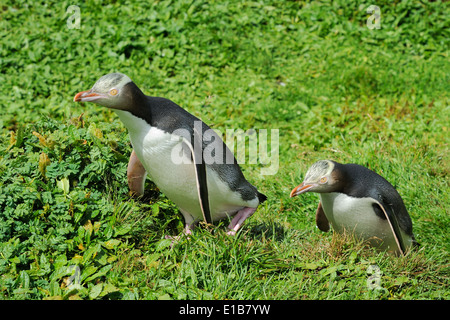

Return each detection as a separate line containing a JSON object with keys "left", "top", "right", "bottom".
{"left": 245, "top": 221, "right": 290, "bottom": 242}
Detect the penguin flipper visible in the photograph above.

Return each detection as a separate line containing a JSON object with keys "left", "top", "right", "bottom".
{"left": 183, "top": 126, "right": 212, "bottom": 224}
{"left": 372, "top": 200, "right": 406, "bottom": 255}
{"left": 315, "top": 201, "right": 330, "bottom": 232}
{"left": 127, "top": 150, "right": 147, "bottom": 197}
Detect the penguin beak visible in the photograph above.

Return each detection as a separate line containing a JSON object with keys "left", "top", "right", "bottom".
{"left": 290, "top": 183, "right": 314, "bottom": 198}
{"left": 74, "top": 90, "right": 105, "bottom": 102}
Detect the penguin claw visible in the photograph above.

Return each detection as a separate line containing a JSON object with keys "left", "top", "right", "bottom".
{"left": 165, "top": 233, "right": 190, "bottom": 247}
{"left": 164, "top": 224, "right": 193, "bottom": 246}
{"left": 165, "top": 234, "right": 184, "bottom": 246}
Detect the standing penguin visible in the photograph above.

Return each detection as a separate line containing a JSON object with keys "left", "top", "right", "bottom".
{"left": 290, "top": 160, "right": 417, "bottom": 255}
{"left": 74, "top": 73, "right": 266, "bottom": 235}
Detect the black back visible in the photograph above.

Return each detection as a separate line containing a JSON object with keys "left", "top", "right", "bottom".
{"left": 333, "top": 162, "right": 413, "bottom": 236}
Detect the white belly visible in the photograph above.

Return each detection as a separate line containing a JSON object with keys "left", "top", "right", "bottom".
{"left": 319, "top": 192, "right": 411, "bottom": 253}
{"left": 115, "top": 110, "right": 256, "bottom": 224}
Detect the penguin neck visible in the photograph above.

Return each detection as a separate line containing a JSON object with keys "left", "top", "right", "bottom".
{"left": 330, "top": 162, "right": 354, "bottom": 194}
{"left": 114, "top": 109, "right": 154, "bottom": 157}
{"left": 119, "top": 82, "right": 152, "bottom": 124}
{"left": 114, "top": 109, "right": 143, "bottom": 131}
{"left": 332, "top": 162, "right": 374, "bottom": 197}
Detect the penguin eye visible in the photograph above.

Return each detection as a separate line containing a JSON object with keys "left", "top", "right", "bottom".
{"left": 109, "top": 89, "right": 118, "bottom": 96}
{"left": 319, "top": 177, "right": 328, "bottom": 184}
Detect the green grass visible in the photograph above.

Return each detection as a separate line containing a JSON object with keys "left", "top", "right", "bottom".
{"left": 0, "top": 0, "right": 449, "bottom": 300}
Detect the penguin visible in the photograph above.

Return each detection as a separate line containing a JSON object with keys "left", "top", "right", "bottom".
{"left": 74, "top": 73, "right": 266, "bottom": 236}
{"left": 290, "top": 160, "right": 417, "bottom": 255}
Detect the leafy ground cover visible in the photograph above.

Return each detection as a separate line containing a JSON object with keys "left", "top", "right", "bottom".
{"left": 0, "top": 0, "right": 448, "bottom": 300}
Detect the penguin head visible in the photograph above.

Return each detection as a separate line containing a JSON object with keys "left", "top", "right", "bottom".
{"left": 74, "top": 73, "right": 140, "bottom": 110}
{"left": 290, "top": 160, "right": 340, "bottom": 197}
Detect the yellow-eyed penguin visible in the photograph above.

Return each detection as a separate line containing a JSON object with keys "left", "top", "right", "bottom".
{"left": 74, "top": 73, "right": 266, "bottom": 236}
{"left": 290, "top": 160, "right": 417, "bottom": 255}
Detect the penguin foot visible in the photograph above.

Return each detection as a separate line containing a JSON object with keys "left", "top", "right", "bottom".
{"left": 226, "top": 207, "right": 257, "bottom": 235}
{"left": 165, "top": 224, "right": 193, "bottom": 245}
